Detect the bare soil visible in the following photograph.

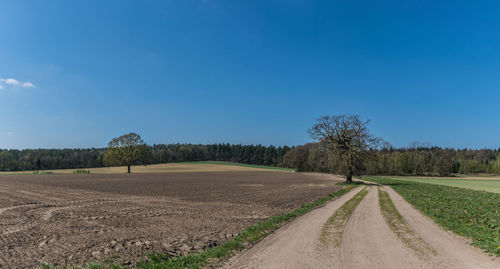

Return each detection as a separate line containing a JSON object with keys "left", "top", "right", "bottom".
{"left": 0, "top": 172, "right": 341, "bottom": 268}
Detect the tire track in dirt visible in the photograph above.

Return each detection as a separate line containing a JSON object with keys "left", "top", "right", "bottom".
{"left": 1, "top": 197, "right": 179, "bottom": 243}
{"left": 318, "top": 187, "right": 368, "bottom": 248}
{"left": 0, "top": 203, "right": 42, "bottom": 215}
{"left": 38, "top": 196, "right": 191, "bottom": 222}
{"left": 75, "top": 210, "right": 185, "bottom": 221}
{"left": 223, "top": 186, "right": 364, "bottom": 269}
{"left": 1, "top": 192, "right": 186, "bottom": 218}
{"left": 40, "top": 200, "right": 128, "bottom": 221}
{"left": 2, "top": 223, "right": 36, "bottom": 236}
{"left": 0, "top": 185, "right": 71, "bottom": 205}
{"left": 341, "top": 186, "right": 426, "bottom": 268}
{"left": 377, "top": 187, "right": 436, "bottom": 257}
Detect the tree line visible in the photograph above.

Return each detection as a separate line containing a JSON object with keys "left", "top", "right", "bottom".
{"left": 279, "top": 114, "right": 500, "bottom": 179}
{"left": 2, "top": 122, "right": 499, "bottom": 177}
{"left": 0, "top": 143, "right": 291, "bottom": 171}
{"left": 1, "top": 142, "right": 498, "bottom": 176}
{"left": 282, "top": 143, "right": 500, "bottom": 176}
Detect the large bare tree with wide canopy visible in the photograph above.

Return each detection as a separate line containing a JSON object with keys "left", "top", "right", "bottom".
{"left": 308, "top": 114, "right": 380, "bottom": 182}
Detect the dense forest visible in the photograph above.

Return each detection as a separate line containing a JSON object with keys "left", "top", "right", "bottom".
{"left": 0, "top": 144, "right": 290, "bottom": 171}
{"left": 281, "top": 143, "right": 500, "bottom": 176}
{"left": 1, "top": 142, "right": 500, "bottom": 176}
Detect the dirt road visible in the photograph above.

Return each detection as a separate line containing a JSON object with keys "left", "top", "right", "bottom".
{"left": 223, "top": 186, "right": 500, "bottom": 269}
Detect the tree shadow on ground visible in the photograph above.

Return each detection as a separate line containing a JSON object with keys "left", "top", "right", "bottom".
{"left": 337, "top": 180, "right": 382, "bottom": 187}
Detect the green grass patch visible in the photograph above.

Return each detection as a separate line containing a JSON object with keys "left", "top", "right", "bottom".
{"left": 365, "top": 176, "right": 500, "bottom": 256}
{"left": 320, "top": 187, "right": 368, "bottom": 247}
{"left": 41, "top": 184, "right": 356, "bottom": 269}
{"left": 32, "top": 171, "right": 54, "bottom": 175}
{"left": 41, "top": 264, "right": 123, "bottom": 269}
{"left": 378, "top": 187, "right": 435, "bottom": 256}
{"left": 179, "top": 161, "right": 295, "bottom": 172}
{"left": 381, "top": 176, "right": 500, "bottom": 193}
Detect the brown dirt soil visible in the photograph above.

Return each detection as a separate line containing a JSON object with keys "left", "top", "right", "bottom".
{"left": 224, "top": 186, "right": 500, "bottom": 269}
{"left": 0, "top": 172, "right": 342, "bottom": 268}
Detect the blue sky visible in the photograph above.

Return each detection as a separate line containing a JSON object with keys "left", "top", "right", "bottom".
{"left": 1, "top": 0, "right": 500, "bottom": 149}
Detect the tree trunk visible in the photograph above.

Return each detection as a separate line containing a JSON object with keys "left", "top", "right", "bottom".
{"left": 127, "top": 165, "right": 131, "bottom": 174}
{"left": 346, "top": 154, "right": 353, "bottom": 183}
{"left": 346, "top": 169, "right": 352, "bottom": 183}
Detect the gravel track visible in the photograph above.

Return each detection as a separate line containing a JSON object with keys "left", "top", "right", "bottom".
{"left": 223, "top": 186, "right": 500, "bottom": 269}
{"left": 222, "top": 187, "right": 365, "bottom": 269}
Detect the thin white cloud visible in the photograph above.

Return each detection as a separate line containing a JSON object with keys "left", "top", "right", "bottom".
{"left": 5, "top": 78, "right": 20, "bottom": 85}
{"left": 22, "top": 82, "right": 35, "bottom": 87}
{"left": 0, "top": 130, "right": 14, "bottom": 136}
{"left": 0, "top": 78, "right": 35, "bottom": 89}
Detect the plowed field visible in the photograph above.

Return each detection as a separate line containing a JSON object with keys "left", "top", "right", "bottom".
{"left": 0, "top": 171, "right": 341, "bottom": 268}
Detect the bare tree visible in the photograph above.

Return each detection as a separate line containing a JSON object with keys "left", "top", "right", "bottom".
{"left": 104, "top": 133, "right": 151, "bottom": 173}
{"left": 308, "top": 114, "right": 380, "bottom": 182}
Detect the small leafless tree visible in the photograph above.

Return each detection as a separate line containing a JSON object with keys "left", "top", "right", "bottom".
{"left": 308, "top": 114, "right": 380, "bottom": 182}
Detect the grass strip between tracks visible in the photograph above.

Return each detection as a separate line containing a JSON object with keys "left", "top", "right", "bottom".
{"left": 365, "top": 176, "right": 500, "bottom": 256}
{"left": 319, "top": 187, "right": 368, "bottom": 247}
{"left": 378, "top": 187, "right": 436, "bottom": 256}
{"left": 41, "top": 184, "right": 357, "bottom": 269}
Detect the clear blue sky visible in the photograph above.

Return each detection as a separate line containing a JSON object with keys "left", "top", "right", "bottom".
{"left": 1, "top": 0, "right": 499, "bottom": 149}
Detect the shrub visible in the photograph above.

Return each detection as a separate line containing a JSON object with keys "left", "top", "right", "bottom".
{"left": 73, "top": 169, "right": 91, "bottom": 174}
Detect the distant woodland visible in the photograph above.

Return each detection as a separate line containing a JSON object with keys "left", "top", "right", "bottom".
{"left": 1, "top": 143, "right": 499, "bottom": 176}
{"left": 282, "top": 143, "right": 500, "bottom": 176}
{"left": 0, "top": 144, "right": 290, "bottom": 171}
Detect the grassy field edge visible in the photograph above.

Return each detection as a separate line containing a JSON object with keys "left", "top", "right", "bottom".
{"left": 178, "top": 161, "right": 295, "bottom": 172}
{"left": 41, "top": 184, "right": 356, "bottom": 269}
{"left": 1, "top": 161, "right": 295, "bottom": 175}
{"left": 375, "top": 176, "right": 500, "bottom": 194}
